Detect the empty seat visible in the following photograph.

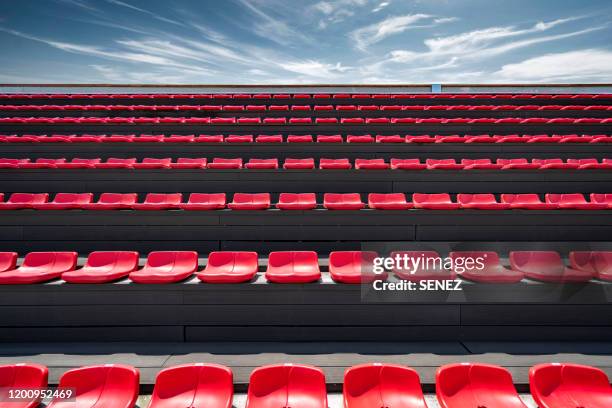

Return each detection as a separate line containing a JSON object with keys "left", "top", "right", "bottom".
{"left": 226, "top": 135, "right": 253, "bottom": 143}
{"left": 533, "top": 158, "right": 580, "bottom": 169}
{"left": 47, "top": 364, "right": 139, "bottom": 408}
{"left": 276, "top": 193, "right": 317, "bottom": 210}
{"left": 0, "top": 158, "right": 30, "bottom": 168}
{"left": 95, "top": 158, "right": 137, "bottom": 169}
{"left": 62, "top": 251, "right": 139, "bottom": 283}
{"left": 0, "top": 193, "right": 49, "bottom": 209}
{"left": 0, "top": 252, "right": 17, "bottom": 272}
{"left": 413, "top": 193, "right": 460, "bottom": 210}
{"left": 265, "top": 251, "right": 321, "bottom": 283}
{"left": 529, "top": 363, "right": 612, "bottom": 408}
{"left": 245, "top": 159, "right": 279, "bottom": 169}
{"left": 368, "top": 193, "right": 412, "bottom": 210}
{"left": 391, "top": 251, "right": 455, "bottom": 281}
{"left": 19, "top": 158, "right": 66, "bottom": 168}
{"left": 207, "top": 158, "right": 242, "bottom": 169}
{"left": 449, "top": 251, "right": 523, "bottom": 283}
{"left": 501, "top": 194, "right": 558, "bottom": 209}
{"left": 283, "top": 158, "right": 315, "bottom": 169}
{"left": 32, "top": 193, "right": 92, "bottom": 210}
{"left": 497, "top": 158, "right": 540, "bottom": 170}
{"left": 228, "top": 193, "right": 270, "bottom": 210}
{"left": 179, "top": 193, "right": 226, "bottom": 210}
{"left": 129, "top": 251, "right": 198, "bottom": 283}
{"left": 170, "top": 158, "right": 207, "bottom": 169}
{"left": 569, "top": 251, "right": 612, "bottom": 282}
{"left": 56, "top": 158, "right": 102, "bottom": 168}
{"left": 329, "top": 251, "right": 383, "bottom": 283}
{"left": 355, "top": 159, "right": 389, "bottom": 170}
{"left": 0, "top": 363, "right": 49, "bottom": 408}
{"left": 347, "top": 135, "right": 374, "bottom": 143}
{"left": 132, "top": 193, "right": 182, "bottom": 210}
{"left": 458, "top": 194, "right": 510, "bottom": 210}
{"left": 509, "top": 251, "right": 594, "bottom": 282}
{"left": 148, "top": 364, "right": 233, "bottom": 408}
{"left": 287, "top": 135, "right": 313, "bottom": 143}
{"left": 132, "top": 158, "right": 172, "bottom": 169}
{"left": 81, "top": 193, "right": 138, "bottom": 210}
{"left": 323, "top": 193, "right": 364, "bottom": 210}
{"left": 461, "top": 159, "right": 503, "bottom": 170}
{"left": 568, "top": 158, "right": 612, "bottom": 169}
{"left": 390, "top": 158, "right": 426, "bottom": 170}
{"left": 426, "top": 159, "right": 463, "bottom": 170}
{"left": 197, "top": 251, "right": 258, "bottom": 283}
{"left": 545, "top": 193, "right": 608, "bottom": 209}
{"left": 246, "top": 364, "right": 327, "bottom": 408}
{"left": 0, "top": 252, "right": 77, "bottom": 284}
{"left": 256, "top": 135, "right": 283, "bottom": 143}
{"left": 436, "top": 363, "right": 527, "bottom": 408}
{"left": 319, "top": 158, "right": 351, "bottom": 169}
{"left": 344, "top": 363, "right": 427, "bottom": 408}
{"left": 317, "top": 135, "right": 343, "bottom": 143}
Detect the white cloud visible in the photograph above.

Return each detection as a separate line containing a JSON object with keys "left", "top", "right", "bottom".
{"left": 313, "top": 0, "right": 368, "bottom": 28}
{"left": 433, "top": 17, "right": 458, "bottom": 24}
{"left": 351, "top": 14, "right": 432, "bottom": 50}
{"left": 372, "top": 2, "right": 390, "bottom": 12}
{"left": 104, "top": 0, "right": 182, "bottom": 25}
{"left": 278, "top": 60, "right": 352, "bottom": 78}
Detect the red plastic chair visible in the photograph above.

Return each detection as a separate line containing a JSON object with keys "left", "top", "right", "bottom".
{"left": 0, "top": 252, "right": 77, "bottom": 284}
{"left": 323, "top": 193, "right": 364, "bottom": 210}
{"left": 501, "top": 194, "right": 557, "bottom": 209}
{"left": 413, "top": 193, "right": 460, "bottom": 210}
{"left": 246, "top": 364, "right": 327, "bottom": 408}
{"left": 32, "top": 193, "right": 92, "bottom": 210}
{"left": 344, "top": 363, "right": 427, "bottom": 408}
{"left": 62, "top": 251, "right": 139, "bottom": 283}
{"left": 449, "top": 251, "right": 523, "bottom": 283}
{"left": 426, "top": 159, "right": 463, "bottom": 170}
{"left": 170, "top": 158, "right": 207, "bottom": 169}
{"left": 226, "top": 135, "right": 254, "bottom": 143}
{"left": 530, "top": 363, "right": 612, "bottom": 408}
{"left": 179, "top": 193, "right": 226, "bottom": 210}
{"left": 317, "top": 135, "right": 343, "bottom": 143}
{"left": 458, "top": 194, "right": 510, "bottom": 210}
{"left": 197, "top": 251, "right": 258, "bottom": 283}
{"left": 276, "top": 193, "right": 317, "bottom": 210}
{"left": 545, "top": 193, "right": 608, "bottom": 210}
{"left": 148, "top": 364, "right": 233, "bottom": 408}
{"left": 391, "top": 251, "right": 455, "bottom": 281}
{"left": 56, "top": 158, "right": 101, "bottom": 168}
{"left": 245, "top": 159, "right": 279, "bottom": 169}
{"left": 319, "top": 158, "right": 351, "bottom": 169}
{"left": 437, "top": 363, "right": 527, "bottom": 408}
{"left": 81, "top": 193, "right": 138, "bottom": 210}
{"left": 533, "top": 159, "right": 579, "bottom": 169}
{"left": 18, "top": 158, "right": 66, "bottom": 169}
{"left": 390, "top": 159, "right": 426, "bottom": 170}
{"left": 355, "top": 159, "right": 389, "bottom": 170}
{"left": 0, "top": 363, "right": 49, "bottom": 408}
{"left": 47, "top": 364, "right": 139, "bottom": 408}
{"left": 265, "top": 251, "right": 321, "bottom": 283}
{"left": 132, "top": 193, "right": 182, "bottom": 210}
{"left": 256, "top": 135, "right": 283, "bottom": 143}
{"left": 368, "top": 193, "right": 412, "bottom": 210}
{"left": 0, "top": 193, "right": 49, "bottom": 209}
{"left": 133, "top": 158, "right": 172, "bottom": 169}
{"left": 228, "top": 193, "right": 271, "bottom": 210}
{"left": 95, "top": 158, "right": 137, "bottom": 169}
{"left": 509, "top": 251, "right": 594, "bottom": 282}
{"left": 207, "top": 158, "right": 243, "bottom": 169}
{"left": 283, "top": 158, "right": 315, "bottom": 169}
{"left": 0, "top": 158, "right": 31, "bottom": 168}
{"left": 0, "top": 252, "right": 17, "bottom": 272}
{"left": 329, "top": 251, "right": 384, "bottom": 283}
{"left": 376, "top": 135, "right": 405, "bottom": 143}
{"left": 497, "top": 158, "right": 541, "bottom": 170}
{"left": 287, "top": 135, "right": 314, "bottom": 143}
{"left": 569, "top": 251, "right": 612, "bottom": 282}
{"left": 461, "top": 159, "right": 503, "bottom": 170}
{"left": 347, "top": 135, "right": 374, "bottom": 143}
{"left": 129, "top": 251, "right": 198, "bottom": 283}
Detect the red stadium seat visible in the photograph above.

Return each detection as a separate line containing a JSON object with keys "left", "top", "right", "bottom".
{"left": 501, "top": 194, "right": 558, "bottom": 209}
{"left": 195, "top": 135, "right": 224, "bottom": 143}
{"left": 226, "top": 135, "right": 254, "bottom": 143}
{"left": 530, "top": 363, "right": 612, "bottom": 408}
{"left": 95, "top": 158, "right": 137, "bottom": 169}
{"left": 391, "top": 251, "right": 455, "bottom": 281}
{"left": 450, "top": 251, "right": 523, "bottom": 283}
{"left": 426, "top": 159, "right": 463, "bottom": 170}
{"left": 458, "top": 194, "right": 510, "bottom": 210}
{"left": 368, "top": 193, "right": 412, "bottom": 210}
{"left": 47, "top": 364, "right": 139, "bottom": 408}
{"left": 246, "top": 364, "right": 327, "bottom": 408}
{"left": 436, "top": 363, "right": 527, "bottom": 408}
{"left": 19, "top": 158, "right": 66, "bottom": 169}
{"left": 317, "top": 135, "right": 343, "bottom": 143}
{"left": 0, "top": 363, "right": 49, "bottom": 408}
{"left": 170, "top": 158, "right": 207, "bottom": 169}
{"left": 461, "top": 159, "right": 503, "bottom": 170}
{"left": 390, "top": 158, "right": 426, "bottom": 170}
{"left": 509, "top": 251, "right": 594, "bottom": 282}
{"left": 570, "top": 251, "right": 612, "bottom": 282}
{"left": 276, "top": 193, "right": 317, "bottom": 210}
{"left": 265, "top": 251, "right": 321, "bottom": 283}
{"left": 376, "top": 135, "right": 405, "bottom": 143}
{"left": 207, "top": 158, "right": 243, "bottom": 169}
{"left": 32, "top": 193, "right": 93, "bottom": 209}
{"left": 319, "top": 158, "right": 351, "bottom": 169}
{"left": 62, "top": 251, "right": 139, "bottom": 283}
{"left": 256, "top": 135, "right": 283, "bottom": 143}
{"left": 413, "top": 193, "right": 460, "bottom": 210}
{"left": 148, "top": 364, "right": 233, "bottom": 408}
{"left": 568, "top": 158, "right": 612, "bottom": 169}
{"left": 197, "top": 252, "right": 258, "bottom": 283}
{"left": 287, "top": 135, "right": 313, "bottom": 143}
{"left": 0, "top": 252, "right": 17, "bottom": 272}
{"left": 0, "top": 193, "right": 49, "bottom": 209}
{"left": 497, "top": 158, "right": 541, "bottom": 170}
{"left": 129, "top": 251, "right": 198, "bottom": 283}
{"left": 533, "top": 159, "right": 580, "bottom": 169}
{"left": 132, "top": 193, "right": 182, "bottom": 210}
{"left": 323, "top": 193, "right": 364, "bottom": 210}
{"left": 80, "top": 193, "right": 138, "bottom": 210}
{"left": 56, "top": 158, "right": 101, "bottom": 168}
{"left": 245, "top": 159, "right": 279, "bottom": 169}
{"left": 0, "top": 252, "right": 77, "bottom": 284}
{"left": 355, "top": 159, "right": 389, "bottom": 170}
{"left": 347, "top": 135, "right": 374, "bottom": 143}
{"left": 591, "top": 193, "right": 612, "bottom": 207}
{"left": 164, "top": 135, "right": 195, "bottom": 143}
{"left": 545, "top": 193, "right": 608, "bottom": 209}
{"left": 329, "top": 251, "right": 383, "bottom": 283}
{"left": 344, "top": 363, "right": 427, "bottom": 408}
{"left": 283, "top": 158, "right": 315, "bottom": 169}
{"left": 179, "top": 193, "right": 226, "bottom": 210}
{"left": 228, "top": 193, "right": 271, "bottom": 210}
{"left": 132, "top": 158, "right": 172, "bottom": 169}
{"left": 0, "top": 158, "right": 30, "bottom": 168}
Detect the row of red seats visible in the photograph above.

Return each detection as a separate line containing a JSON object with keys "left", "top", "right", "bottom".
{"left": 2, "top": 361, "right": 611, "bottom": 408}
{"left": 0, "top": 192, "right": 610, "bottom": 211}
{"left": 3, "top": 157, "right": 610, "bottom": 169}
{"left": 0, "top": 116, "right": 609, "bottom": 124}
{"left": 3, "top": 104, "right": 610, "bottom": 111}
{"left": 2, "top": 92, "right": 610, "bottom": 99}
{"left": 0, "top": 249, "right": 609, "bottom": 284}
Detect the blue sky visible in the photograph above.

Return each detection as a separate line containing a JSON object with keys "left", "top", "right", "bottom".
{"left": 0, "top": 0, "right": 611, "bottom": 83}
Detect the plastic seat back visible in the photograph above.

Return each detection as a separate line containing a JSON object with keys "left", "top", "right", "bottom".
{"left": 509, "top": 251, "right": 564, "bottom": 275}
{"left": 145, "top": 251, "right": 198, "bottom": 275}
{"left": 84, "top": 251, "right": 139, "bottom": 273}
{"left": 0, "top": 363, "right": 48, "bottom": 408}
{"left": 98, "top": 193, "right": 138, "bottom": 205}
{"left": 187, "top": 193, "right": 226, "bottom": 206}
{"left": 21, "top": 252, "right": 77, "bottom": 273}
{"left": 266, "top": 251, "right": 320, "bottom": 283}
{"left": 0, "top": 252, "right": 17, "bottom": 272}
{"left": 52, "top": 193, "right": 93, "bottom": 205}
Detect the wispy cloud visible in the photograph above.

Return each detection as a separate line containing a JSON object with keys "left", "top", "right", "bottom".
{"left": 279, "top": 60, "right": 352, "bottom": 78}
{"left": 372, "top": 2, "right": 390, "bottom": 13}
{"left": 350, "top": 14, "right": 438, "bottom": 50}
{"left": 103, "top": 0, "right": 182, "bottom": 25}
